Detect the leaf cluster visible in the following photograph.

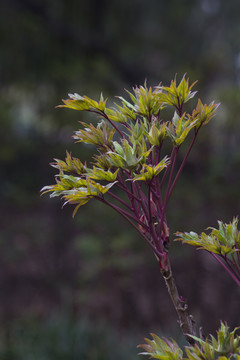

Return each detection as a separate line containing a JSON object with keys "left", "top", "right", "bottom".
{"left": 41, "top": 151, "right": 118, "bottom": 215}
{"left": 175, "top": 218, "right": 240, "bottom": 286}
{"left": 138, "top": 333, "right": 183, "bottom": 360}
{"left": 159, "top": 76, "right": 198, "bottom": 109}
{"left": 58, "top": 92, "right": 107, "bottom": 112}
{"left": 139, "top": 322, "right": 240, "bottom": 360}
{"left": 176, "top": 218, "right": 240, "bottom": 256}
{"left": 42, "top": 76, "right": 219, "bottom": 221}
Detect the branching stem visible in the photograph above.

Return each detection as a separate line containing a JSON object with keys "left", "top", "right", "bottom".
{"left": 99, "top": 196, "right": 161, "bottom": 256}
{"left": 101, "top": 111, "right": 126, "bottom": 138}
{"left": 107, "top": 190, "right": 132, "bottom": 211}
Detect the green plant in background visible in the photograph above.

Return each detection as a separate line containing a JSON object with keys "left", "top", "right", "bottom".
{"left": 1, "top": 316, "right": 138, "bottom": 360}
{"left": 42, "top": 75, "right": 240, "bottom": 358}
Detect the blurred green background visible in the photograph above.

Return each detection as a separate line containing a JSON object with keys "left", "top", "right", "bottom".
{"left": 1, "top": 0, "right": 240, "bottom": 358}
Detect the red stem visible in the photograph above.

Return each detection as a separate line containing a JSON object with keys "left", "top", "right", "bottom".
{"left": 168, "top": 129, "right": 200, "bottom": 200}
{"left": 98, "top": 196, "right": 161, "bottom": 257}
{"left": 100, "top": 111, "right": 126, "bottom": 138}
{"left": 107, "top": 190, "right": 132, "bottom": 211}
{"left": 134, "top": 182, "right": 150, "bottom": 219}
{"left": 159, "top": 147, "right": 175, "bottom": 188}
{"left": 115, "top": 180, "right": 140, "bottom": 203}
{"left": 211, "top": 253, "right": 240, "bottom": 286}
{"left": 158, "top": 147, "right": 178, "bottom": 235}
{"left": 147, "top": 183, "right": 162, "bottom": 252}
{"left": 224, "top": 255, "right": 240, "bottom": 281}
{"left": 101, "top": 197, "right": 148, "bottom": 231}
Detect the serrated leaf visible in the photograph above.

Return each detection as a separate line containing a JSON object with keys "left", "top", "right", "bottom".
{"left": 74, "top": 120, "right": 115, "bottom": 147}
{"left": 88, "top": 167, "right": 119, "bottom": 181}
{"left": 118, "top": 96, "right": 136, "bottom": 111}
{"left": 57, "top": 93, "right": 107, "bottom": 113}
{"left": 132, "top": 156, "right": 170, "bottom": 181}
{"left": 138, "top": 334, "right": 183, "bottom": 360}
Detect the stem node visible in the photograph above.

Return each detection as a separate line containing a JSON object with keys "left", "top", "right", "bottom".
{"left": 159, "top": 255, "right": 196, "bottom": 345}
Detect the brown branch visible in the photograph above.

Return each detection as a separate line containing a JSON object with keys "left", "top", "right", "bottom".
{"left": 160, "top": 256, "right": 196, "bottom": 345}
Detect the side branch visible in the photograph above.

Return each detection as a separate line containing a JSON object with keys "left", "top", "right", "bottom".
{"left": 107, "top": 190, "right": 133, "bottom": 211}
{"left": 101, "top": 111, "right": 126, "bottom": 138}
{"left": 212, "top": 253, "right": 240, "bottom": 286}
{"left": 99, "top": 196, "right": 161, "bottom": 257}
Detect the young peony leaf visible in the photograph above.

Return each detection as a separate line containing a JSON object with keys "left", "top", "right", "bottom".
{"left": 122, "top": 139, "right": 138, "bottom": 167}
{"left": 41, "top": 173, "right": 117, "bottom": 217}
{"left": 105, "top": 107, "right": 128, "bottom": 123}
{"left": 106, "top": 138, "right": 151, "bottom": 170}
{"left": 92, "top": 153, "right": 114, "bottom": 170}
{"left": 192, "top": 99, "right": 220, "bottom": 128}
{"left": 57, "top": 93, "right": 107, "bottom": 112}
{"left": 184, "top": 341, "right": 215, "bottom": 360}
{"left": 51, "top": 151, "right": 86, "bottom": 175}
{"left": 86, "top": 179, "right": 117, "bottom": 196}
{"left": 158, "top": 75, "right": 198, "bottom": 109}
{"left": 176, "top": 218, "right": 240, "bottom": 256}
{"left": 74, "top": 120, "right": 115, "bottom": 148}
{"left": 132, "top": 156, "right": 170, "bottom": 182}
{"left": 209, "top": 218, "right": 240, "bottom": 252}
{"left": 185, "top": 322, "right": 240, "bottom": 359}
{"left": 88, "top": 167, "right": 119, "bottom": 181}
{"left": 105, "top": 151, "right": 126, "bottom": 168}
{"left": 98, "top": 92, "right": 108, "bottom": 111}
{"left": 166, "top": 112, "right": 197, "bottom": 146}
{"left": 128, "top": 119, "right": 147, "bottom": 144}
{"left": 138, "top": 333, "right": 183, "bottom": 360}
{"left": 41, "top": 175, "right": 88, "bottom": 197}
{"left": 147, "top": 122, "right": 168, "bottom": 146}
{"left": 62, "top": 175, "right": 87, "bottom": 188}
{"left": 131, "top": 84, "right": 165, "bottom": 118}
{"left": 214, "top": 322, "right": 240, "bottom": 356}
{"left": 115, "top": 102, "right": 137, "bottom": 121}
{"left": 112, "top": 141, "right": 125, "bottom": 157}
{"left": 176, "top": 75, "right": 198, "bottom": 105}
{"left": 115, "top": 84, "right": 166, "bottom": 121}
{"left": 117, "top": 96, "right": 136, "bottom": 111}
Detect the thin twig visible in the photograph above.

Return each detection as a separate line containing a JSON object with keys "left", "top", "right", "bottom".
{"left": 211, "top": 253, "right": 240, "bottom": 286}
{"left": 168, "top": 129, "right": 200, "bottom": 200}
{"left": 107, "top": 190, "right": 132, "bottom": 211}
{"left": 100, "top": 111, "right": 126, "bottom": 138}
{"left": 147, "top": 183, "right": 162, "bottom": 252}
{"left": 159, "top": 147, "right": 176, "bottom": 188}
{"left": 158, "top": 147, "right": 178, "bottom": 235}
{"left": 98, "top": 196, "right": 161, "bottom": 257}
{"left": 101, "top": 197, "right": 148, "bottom": 231}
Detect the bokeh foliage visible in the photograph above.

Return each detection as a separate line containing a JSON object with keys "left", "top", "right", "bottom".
{"left": 1, "top": 0, "right": 240, "bottom": 358}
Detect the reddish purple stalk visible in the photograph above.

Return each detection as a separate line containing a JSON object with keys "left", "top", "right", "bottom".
{"left": 211, "top": 253, "right": 240, "bottom": 286}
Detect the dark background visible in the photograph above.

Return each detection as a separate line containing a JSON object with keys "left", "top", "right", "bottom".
{"left": 1, "top": 0, "right": 240, "bottom": 358}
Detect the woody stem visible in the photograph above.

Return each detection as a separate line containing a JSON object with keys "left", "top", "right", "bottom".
{"left": 160, "top": 255, "right": 196, "bottom": 345}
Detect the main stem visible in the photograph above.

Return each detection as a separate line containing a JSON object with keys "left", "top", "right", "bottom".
{"left": 159, "top": 255, "right": 196, "bottom": 345}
